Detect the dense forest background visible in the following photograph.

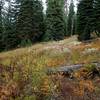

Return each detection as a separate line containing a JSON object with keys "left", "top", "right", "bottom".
{"left": 0, "top": 0, "right": 100, "bottom": 52}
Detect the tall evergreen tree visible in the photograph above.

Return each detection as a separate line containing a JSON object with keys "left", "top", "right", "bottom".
{"left": 72, "top": 14, "right": 77, "bottom": 35}
{"left": 64, "top": 0, "right": 68, "bottom": 36}
{"left": 94, "top": 0, "right": 100, "bottom": 36}
{"left": 32, "top": 0, "right": 44, "bottom": 41}
{"left": 2, "top": 0, "right": 19, "bottom": 50}
{"left": 0, "top": 0, "right": 4, "bottom": 51}
{"left": 67, "top": 0, "right": 75, "bottom": 36}
{"left": 43, "top": 0, "right": 66, "bottom": 41}
{"left": 17, "top": 0, "right": 44, "bottom": 45}
{"left": 77, "top": 0, "right": 94, "bottom": 40}
{"left": 0, "top": 0, "right": 3, "bottom": 34}
{"left": 17, "top": 0, "right": 34, "bottom": 45}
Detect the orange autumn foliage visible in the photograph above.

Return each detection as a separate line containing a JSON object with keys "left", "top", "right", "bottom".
{"left": 47, "top": 58, "right": 66, "bottom": 67}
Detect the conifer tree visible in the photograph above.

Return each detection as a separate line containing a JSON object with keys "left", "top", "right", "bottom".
{"left": 32, "top": 0, "right": 44, "bottom": 41}
{"left": 17, "top": 0, "right": 34, "bottom": 45}
{"left": 72, "top": 14, "right": 77, "bottom": 35}
{"left": 94, "top": 0, "right": 100, "bottom": 36}
{"left": 17, "top": 0, "right": 44, "bottom": 45}
{"left": 64, "top": 0, "right": 68, "bottom": 36}
{"left": 0, "top": 0, "right": 2, "bottom": 34}
{"left": 77, "top": 0, "right": 94, "bottom": 40}
{"left": 67, "top": 0, "right": 75, "bottom": 36}
{"left": 0, "top": 0, "right": 4, "bottom": 51}
{"left": 43, "top": 0, "right": 66, "bottom": 41}
{"left": 2, "top": 0, "right": 19, "bottom": 50}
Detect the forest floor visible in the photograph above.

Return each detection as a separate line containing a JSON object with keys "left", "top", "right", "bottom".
{"left": 0, "top": 36, "right": 100, "bottom": 100}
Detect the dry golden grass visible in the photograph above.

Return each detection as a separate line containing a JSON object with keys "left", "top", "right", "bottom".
{"left": 0, "top": 36, "right": 100, "bottom": 66}
{"left": 0, "top": 36, "right": 100, "bottom": 100}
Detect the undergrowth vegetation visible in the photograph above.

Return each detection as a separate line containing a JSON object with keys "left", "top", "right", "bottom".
{"left": 0, "top": 37, "right": 100, "bottom": 100}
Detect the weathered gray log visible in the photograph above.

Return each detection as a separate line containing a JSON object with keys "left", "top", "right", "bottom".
{"left": 47, "top": 62, "right": 100, "bottom": 75}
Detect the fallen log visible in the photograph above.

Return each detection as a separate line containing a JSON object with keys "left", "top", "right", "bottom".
{"left": 47, "top": 62, "right": 100, "bottom": 75}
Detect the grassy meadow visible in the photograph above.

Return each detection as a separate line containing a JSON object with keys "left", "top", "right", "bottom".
{"left": 0, "top": 36, "right": 100, "bottom": 100}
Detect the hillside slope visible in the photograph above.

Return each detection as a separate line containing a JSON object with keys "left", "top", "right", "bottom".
{"left": 0, "top": 36, "right": 100, "bottom": 66}
{"left": 0, "top": 36, "right": 100, "bottom": 100}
